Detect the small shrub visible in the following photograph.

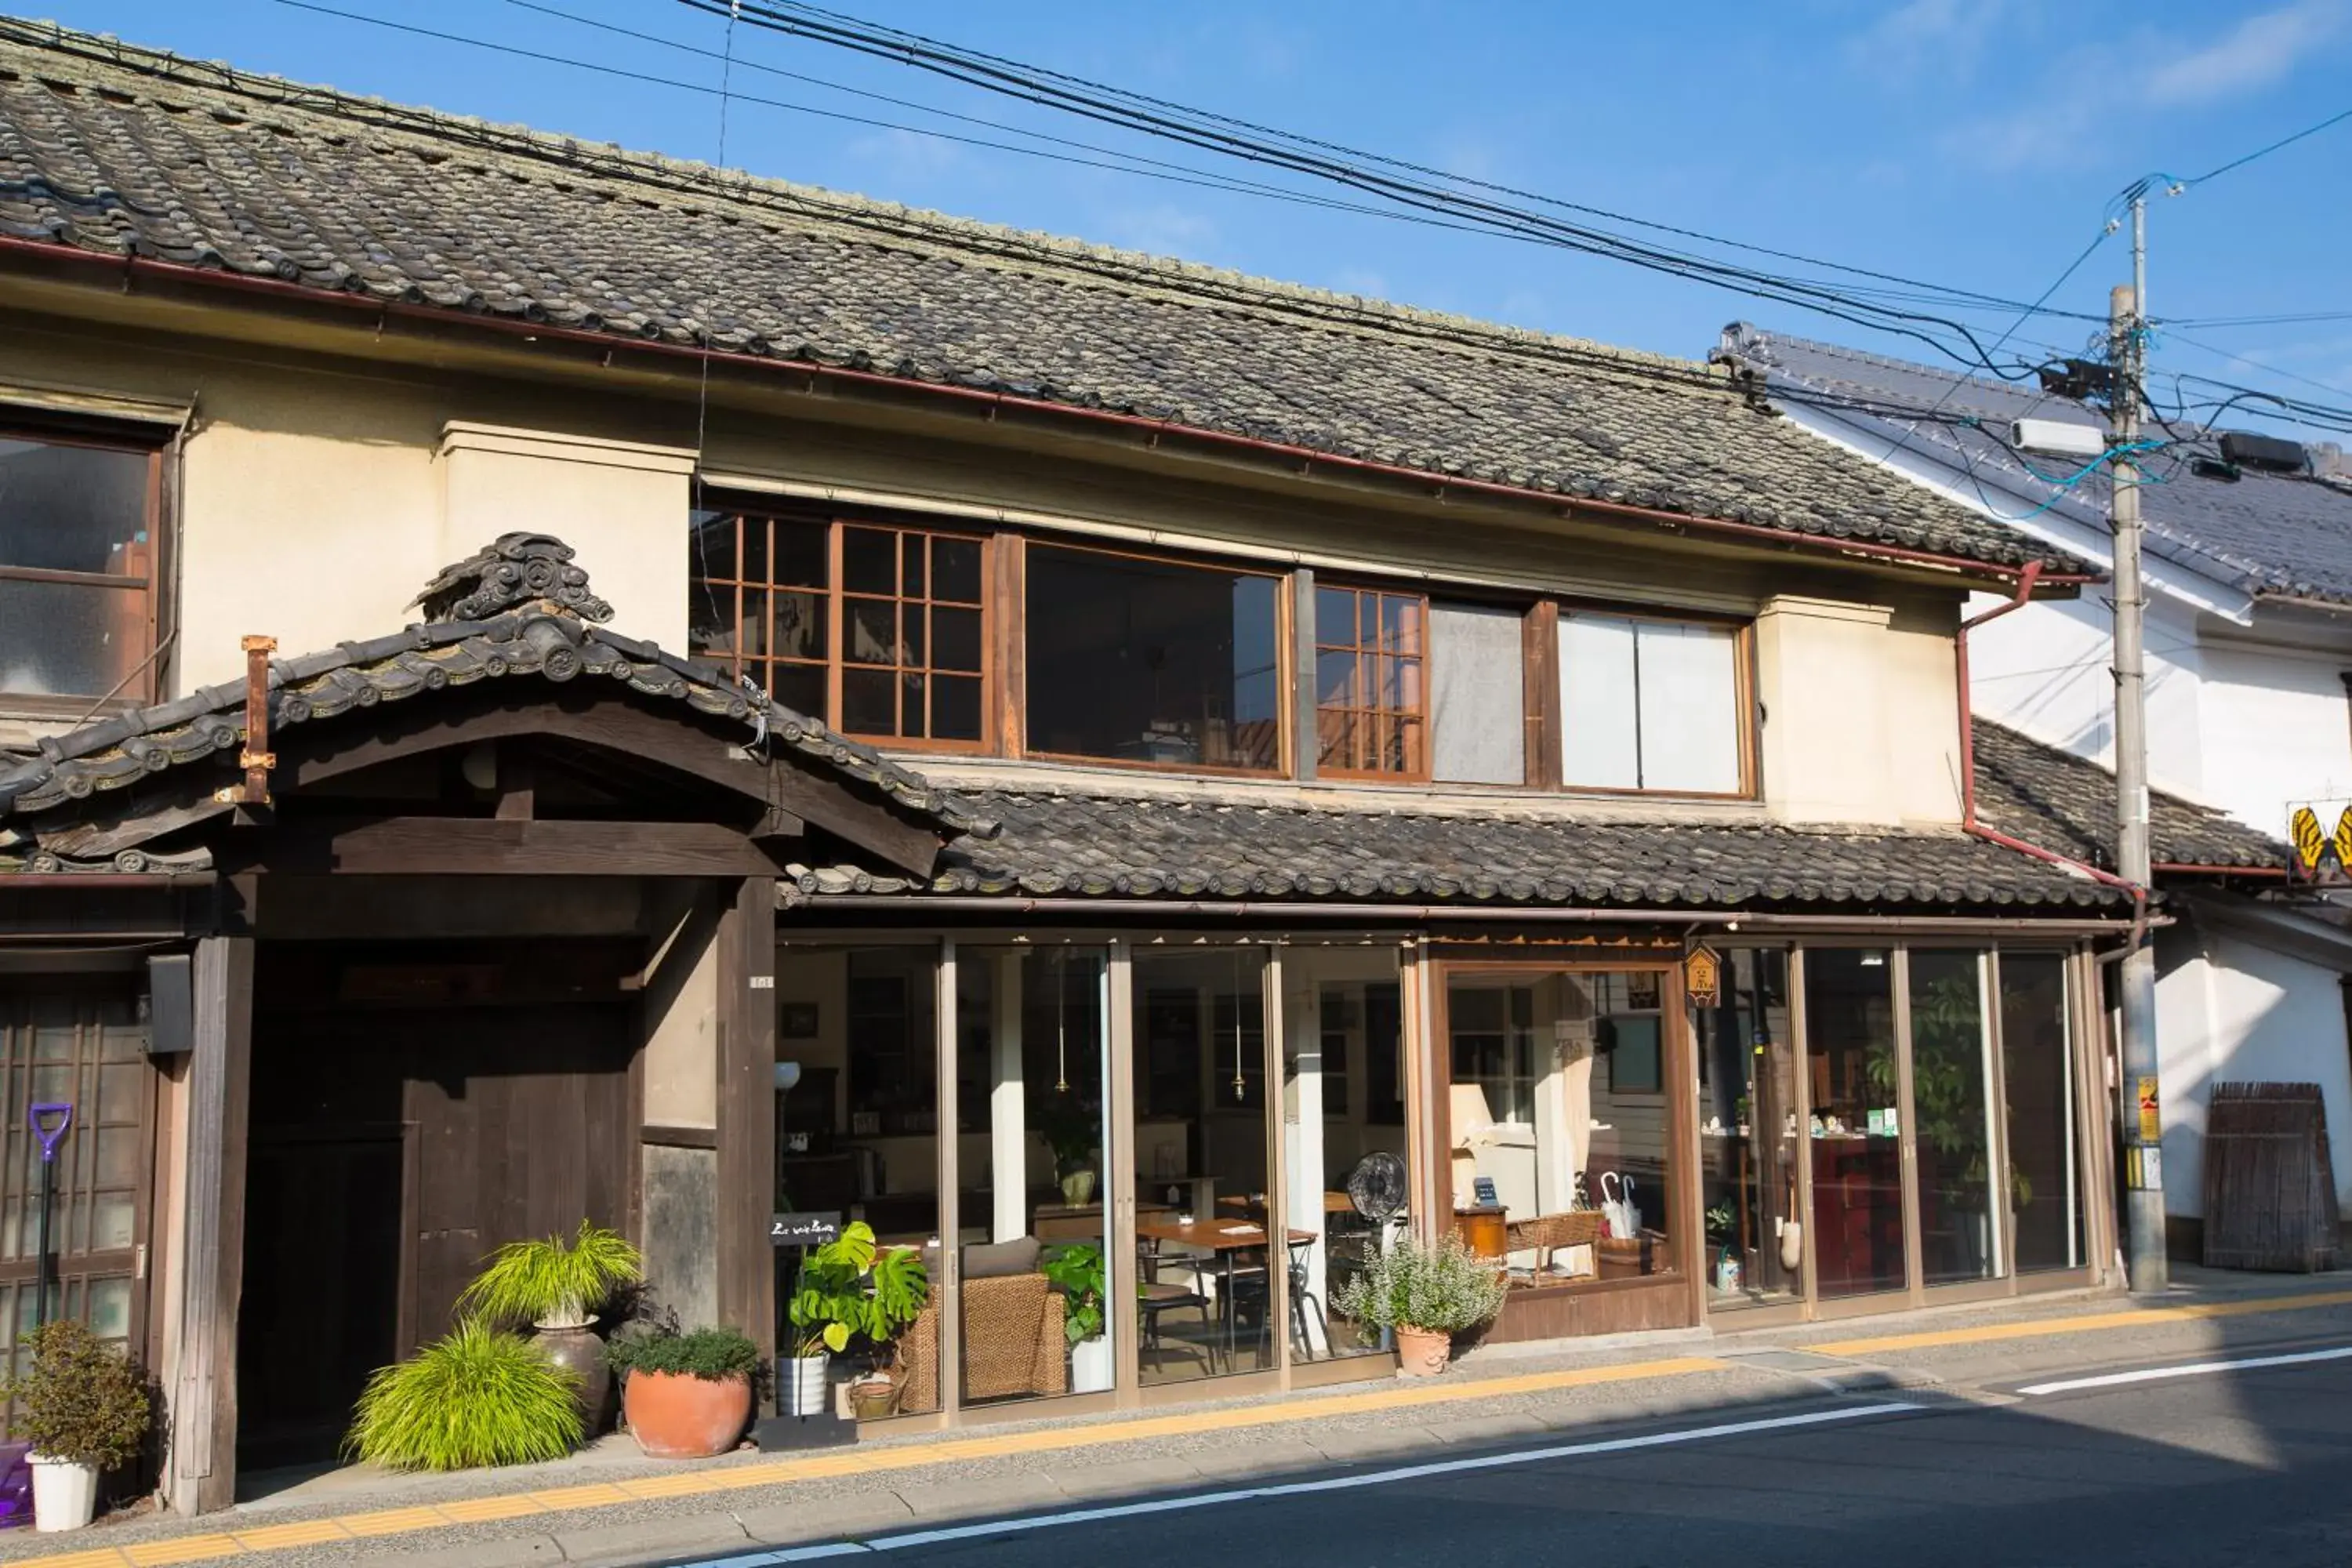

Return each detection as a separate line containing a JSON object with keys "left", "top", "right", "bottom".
{"left": 1333, "top": 1234, "right": 1507, "bottom": 1336}
{"left": 456, "top": 1221, "right": 643, "bottom": 1327}
{"left": 5, "top": 1320, "right": 149, "bottom": 1471}
{"left": 605, "top": 1323, "right": 761, "bottom": 1382}
{"left": 347, "top": 1321, "right": 583, "bottom": 1472}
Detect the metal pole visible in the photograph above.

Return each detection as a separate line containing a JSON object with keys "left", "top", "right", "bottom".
{"left": 2111, "top": 196, "right": 2168, "bottom": 1293}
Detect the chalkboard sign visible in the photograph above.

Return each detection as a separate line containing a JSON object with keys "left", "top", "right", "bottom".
{"left": 769, "top": 1211, "right": 841, "bottom": 1246}
{"left": 1472, "top": 1176, "right": 1499, "bottom": 1207}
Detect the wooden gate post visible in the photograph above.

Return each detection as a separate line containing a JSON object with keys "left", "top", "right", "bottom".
{"left": 715, "top": 877, "right": 778, "bottom": 1363}
{"left": 169, "top": 934, "right": 253, "bottom": 1516}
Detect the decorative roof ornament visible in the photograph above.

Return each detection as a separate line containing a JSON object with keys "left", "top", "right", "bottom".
{"left": 412, "top": 532, "right": 614, "bottom": 624}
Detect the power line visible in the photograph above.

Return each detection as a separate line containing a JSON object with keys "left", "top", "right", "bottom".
{"left": 2179, "top": 103, "right": 2352, "bottom": 188}
{"left": 677, "top": 0, "right": 2108, "bottom": 376}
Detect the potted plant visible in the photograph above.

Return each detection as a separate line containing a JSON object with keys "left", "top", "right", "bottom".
{"left": 456, "top": 1221, "right": 641, "bottom": 1434}
{"left": 1040, "top": 1241, "right": 1112, "bottom": 1393}
{"left": 783, "top": 1222, "right": 930, "bottom": 1417}
{"left": 605, "top": 1323, "right": 760, "bottom": 1458}
{"left": 5, "top": 1321, "right": 148, "bottom": 1532}
{"left": 1036, "top": 1097, "right": 1101, "bottom": 1207}
{"left": 347, "top": 1319, "right": 583, "bottom": 1472}
{"left": 1332, "top": 1233, "right": 1505, "bottom": 1377}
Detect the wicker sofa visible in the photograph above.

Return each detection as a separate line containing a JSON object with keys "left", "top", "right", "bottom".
{"left": 897, "top": 1267, "right": 1068, "bottom": 1412}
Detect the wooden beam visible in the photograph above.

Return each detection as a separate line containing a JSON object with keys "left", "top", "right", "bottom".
{"left": 169, "top": 934, "right": 253, "bottom": 1517}
{"left": 289, "top": 692, "right": 941, "bottom": 877}
{"left": 494, "top": 750, "right": 535, "bottom": 822}
{"left": 714, "top": 876, "right": 777, "bottom": 1361}
{"left": 220, "top": 818, "right": 791, "bottom": 877}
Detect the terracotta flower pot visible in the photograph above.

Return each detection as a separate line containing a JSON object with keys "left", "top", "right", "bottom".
{"left": 622, "top": 1369, "right": 753, "bottom": 1458}
{"left": 1393, "top": 1324, "right": 1451, "bottom": 1377}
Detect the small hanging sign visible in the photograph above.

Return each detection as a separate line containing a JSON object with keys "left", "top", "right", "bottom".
{"left": 1684, "top": 946, "right": 1723, "bottom": 1008}
{"left": 768, "top": 1211, "right": 841, "bottom": 1247}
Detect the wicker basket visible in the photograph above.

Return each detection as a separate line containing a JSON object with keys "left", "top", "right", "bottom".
{"left": 1508, "top": 1210, "right": 1604, "bottom": 1252}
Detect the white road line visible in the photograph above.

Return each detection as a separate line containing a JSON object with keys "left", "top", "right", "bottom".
{"left": 708, "top": 1401, "right": 1924, "bottom": 1563}
{"left": 2018, "top": 1343, "right": 2352, "bottom": 1397}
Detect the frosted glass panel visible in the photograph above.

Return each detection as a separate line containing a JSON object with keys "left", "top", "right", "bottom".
{"left": 1635, "top": 622, "right": 1741, "bottom": 793}
{"left": 1558, "top": 613, "right": 1639, "bottom": 789}
{"left": 1430, "top": 602, "right": 1524, "bottom": 784}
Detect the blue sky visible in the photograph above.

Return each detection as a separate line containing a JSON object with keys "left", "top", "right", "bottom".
{"left": 28, "top": 1, "right": 2352, "bottom": 422}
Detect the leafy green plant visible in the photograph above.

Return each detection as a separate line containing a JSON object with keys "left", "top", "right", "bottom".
{"left": 1704, "top": 1201, "right": 1736, "bottom": 1243}
{"left": 5, "top": 1320, "right": 150, "bottom": 1471}
{"left": 785, "top": 1221, "right": 931, "bottom": 1357}
{"left": 346, "top": 1320, "right": 583, "bottom": 1472}
{"left": 1332, "top": 1234, "right": 1506, "bottom": 1336}
{"left": 1040, "top": 1242, "right": 1106, "bottom": 1345}
{"left": 604, "top": 1324, "right": 761, "bottom": 1381}
{"left": 1034, "top": 1097, "right": 1101, "bottom": 1184}
{"left": 456, "top": 1221, "right": 643, "bottom": 1328}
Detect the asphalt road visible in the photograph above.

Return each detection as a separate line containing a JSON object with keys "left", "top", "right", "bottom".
{"left": 666, "top": 1341, "right": 2352, "bottom": 1568}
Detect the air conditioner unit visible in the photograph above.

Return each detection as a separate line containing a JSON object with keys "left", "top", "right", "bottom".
{"left": 2010, "top": 419, "right": 2107, "bottom": 460}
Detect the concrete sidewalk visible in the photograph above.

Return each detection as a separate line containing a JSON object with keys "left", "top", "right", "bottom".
{"left": 13, "top": 1268, "right": 2352, "bottom": 1568}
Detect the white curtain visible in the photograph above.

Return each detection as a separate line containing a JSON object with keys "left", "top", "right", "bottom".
{"left": 1559, "top": 612, "right": 1740, "bottom": 792}
{"left": 1558, "top": 612, "right": 1640, "bottom": 788}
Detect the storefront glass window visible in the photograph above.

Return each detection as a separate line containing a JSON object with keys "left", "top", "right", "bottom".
{"left": 1133, "top": 948, "right": 1276, "bottom": 1385}
{"left": 1695, "top": 949, "right": 1800, "bottom": 1310}
{"left": 953, "top": 947, "right": 1112, "bottom": 1406}
{"left": 1805, "top": 950, "right": 1906, "bottom": 1298}
{"left": 1911, "top": 950, "right": 2005, "bottom": 1287}
{"left": 1289, "top": 959, "right": 1408, "bottom": 1363}
{"left": 2000, "top": 953, "right": 2085, "bottom": 1273}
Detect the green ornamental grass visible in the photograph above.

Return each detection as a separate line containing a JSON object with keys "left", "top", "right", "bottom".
{"left": 346, "top": 1321, "right": 584, "bottom": 1472}
{"left": 456, "top": 1221, "right": 643, "bottom": 1327}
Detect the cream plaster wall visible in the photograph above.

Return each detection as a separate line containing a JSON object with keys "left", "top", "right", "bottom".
{"left": 642, "top": 899, "right": 721, "bottom": 1130}
{"left": 1753, "top": 594, "right": 1961, "bottom": 827}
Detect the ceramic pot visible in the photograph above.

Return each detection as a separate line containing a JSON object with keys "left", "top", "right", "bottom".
{"left": 781, "top": 1352, "right": 831, "bottom": 1418}
{"left": 1069, "top": 1333, "right": 1114, "bottom": 1394}
{"left": 1060, "top": 1169, "right": 1098, "bottom": 1206}
{"left": 534, "top": 1320, "right": 612, "bottom": 1436}
{"left": 848, "top": 1377, "right": 900, "bottom": 1421}
{"left": 1393, "top": 1324, "right": 1450, "bottom": 1377}
{"left": 29, "top": 1455, "right": 96, "bottom": 1533}
{"left": 621, "top": 1370, "right": 753, "bottom": 1459}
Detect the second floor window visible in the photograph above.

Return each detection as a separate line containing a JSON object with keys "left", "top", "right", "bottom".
{"left": 1025, "top": 543, "right": 1283, "bottom": 772}
{"left": 689, "top": 508, "right": 988, "bottom": 747}
{"left": 1316, "top": 586, "right": 1426, "bottom": 779}
{"left": 0, "top": 430, "right": 161, "bottom": 708}
{"left": 1558, "top": 610, "right": 1747, "bottom": 794}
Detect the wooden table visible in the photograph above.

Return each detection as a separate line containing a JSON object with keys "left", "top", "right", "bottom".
{"left": 1134, "top": 1218, "right": 1317, "bottom": 1370}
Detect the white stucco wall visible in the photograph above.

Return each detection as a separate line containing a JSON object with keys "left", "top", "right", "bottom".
{"left": 2156, "top": 923, "right": 2352, "bottom": 1218}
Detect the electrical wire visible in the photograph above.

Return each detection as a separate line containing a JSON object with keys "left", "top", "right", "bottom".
{"left": 2177, "top": 103, "right": 2352, "bottom": 189}
{"left": 673, "top": 0, "right": 2108, "bottom": 377}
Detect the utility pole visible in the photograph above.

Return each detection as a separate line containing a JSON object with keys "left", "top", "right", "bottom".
{"left": 2111, "top": 195, "right": 2167, "bottom": 1294}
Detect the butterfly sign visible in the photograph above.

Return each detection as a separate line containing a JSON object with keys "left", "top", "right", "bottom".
{"left": 2288, "top": 804, "right": 2352, "bottom": 880}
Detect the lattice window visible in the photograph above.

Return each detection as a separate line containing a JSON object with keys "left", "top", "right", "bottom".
{"left": 1315, "top": 586, "right": 1426, "bottom": 779}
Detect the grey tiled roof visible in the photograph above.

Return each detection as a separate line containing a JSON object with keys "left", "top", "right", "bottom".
{"left": 1722, "top": 323, "right": 2352, "bottom": 604}
{"left": 1972, "top": 717, "right": 2286, "bottom": 872}
{"left": 786, "top": 787, "right": 2131, "bottom": 911}
{"left": 0, "top": 21, "right": 2088, "bottom": 579}
{"left": 0, "top": 539, "right": 987, "bottom": 873}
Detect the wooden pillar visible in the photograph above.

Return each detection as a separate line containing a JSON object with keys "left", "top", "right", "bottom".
{"left": 169, "top": 934, "right": 252, "bottom": 1517}
{"left": 715, "top": 877, "right": 777, "bottom": 1359}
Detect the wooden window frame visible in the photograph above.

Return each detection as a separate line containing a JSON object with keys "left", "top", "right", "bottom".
{"left": 1019, "top": 538, "right": 1291, "bottom": 780}
{"left": 688, "top": 506, "right": 995, "bottom": 755}
{"left": 1312, "top": 582, "right": 1432, "bottom": 783}
{"left": 0, "top": 420, "right": 169, "bottom": 717}
{"left": 1544, "top": 597, "right": 1760, "bottom": 802}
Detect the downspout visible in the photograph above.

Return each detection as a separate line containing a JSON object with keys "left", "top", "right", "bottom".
{"left": 1955, "top": 563, "right": 2152, "bottom": 939}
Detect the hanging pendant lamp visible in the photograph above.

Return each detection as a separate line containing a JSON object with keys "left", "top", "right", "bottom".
{"left": 1054, "top": 948, "right": 1070, "bottom": 1094}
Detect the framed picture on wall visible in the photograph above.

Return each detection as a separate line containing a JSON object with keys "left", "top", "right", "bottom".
{"left": 1626, "top": 973, "right": 1661, "bottom": 1011}
{"left": 781, "top": 1002, "right": 820, "bottom": 1040}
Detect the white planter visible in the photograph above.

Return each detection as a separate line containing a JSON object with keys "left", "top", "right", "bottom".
{"left": 1069, "top": 1333, "right": 1113, "bottom": 1394}
{"left": 782, "top": 1352, "right": 831, "bottom": 1417}
{"left": 30, "top": 1454, "right": 97, "bottom": 1534}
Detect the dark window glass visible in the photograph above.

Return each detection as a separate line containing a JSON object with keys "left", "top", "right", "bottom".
{"left": 1805, "top": 949, "right": 1907, "bottom": 1299}
{"left": 1024, "top": 545, "right": 1282, "bottom": 771}
{"left": 0, "top": 437, "right": 156, "bottom": 703}
{"left": 2002, "top": 953, "right": 2085, "bottom": 1273}
{"left": 844, "top": 527, "right": 897, "bottom": 596}
{"left": 934, "top": 674, "right": 982, "bottom": 741}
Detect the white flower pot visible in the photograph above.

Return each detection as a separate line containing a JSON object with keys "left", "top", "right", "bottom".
{"left": 782, "top": 1352, "right": 831, "bottom": 1417}
{"left": 1070, "top": 1333, "right": 1113, "bottom": 1394}
{"left": 30, "top": 1454, "right": 97, "bottom": 1533}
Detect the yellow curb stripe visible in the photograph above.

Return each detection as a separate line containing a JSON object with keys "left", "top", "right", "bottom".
{"left": 230, "top": 1519, "right": 357, "bottom": 1548}
{"left": 1813, "top": 1288, "right": 2352, "bottom": 1356}
{"left": 121, "top": 1538, "right": 243, "bottom": 1565}
{"left": 22, "top": 1549, "right": 131, "bottom": 1568}
{"left": 337, "top": 1504, "right": 452, "bottom": 1537}
{"left": 612, "top": 1470, "right": 728, "bottom": 1498}
{"left": 433, "top": 1494, "right": 550, "bottom": 1523}
{"left": 525, "top": 1483, "right": 633, "bottom": 1509}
